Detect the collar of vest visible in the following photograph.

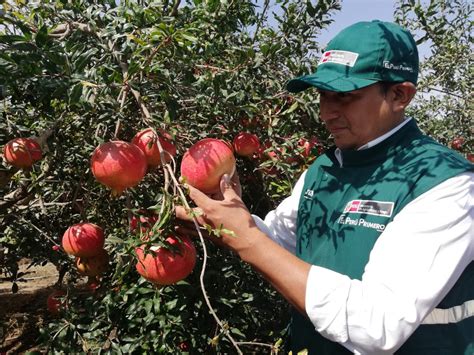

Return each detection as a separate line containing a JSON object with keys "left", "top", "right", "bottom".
{"left": 330, "top": 119, "right": 422, "bottom": 167}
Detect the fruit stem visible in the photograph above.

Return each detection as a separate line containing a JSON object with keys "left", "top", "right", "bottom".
{"left": 164, "top": 164, "right": 243, "bottom": 355}
{"left": 129, "top": 83, "right": 242, "bottom": 354}
{"left": 114, "top": 118, "right": 121, "bottom": 139}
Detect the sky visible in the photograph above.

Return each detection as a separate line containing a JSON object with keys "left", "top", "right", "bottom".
{"left": 318, "top": 0, "right": 398, "bottom": 45}
{"left": 266, "top": 0, "right": 432, "bottom": 59}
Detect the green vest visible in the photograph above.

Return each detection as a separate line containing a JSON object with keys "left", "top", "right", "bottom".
{"left": 292, "top": 120, "right": 473, "bottom": 354}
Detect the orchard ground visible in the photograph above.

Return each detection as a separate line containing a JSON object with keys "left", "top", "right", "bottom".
{"left": 0, "top": 260, "right": 58, "bottom": 353}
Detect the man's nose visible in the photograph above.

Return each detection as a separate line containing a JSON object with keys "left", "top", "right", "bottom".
{"left": 319, "top": 98, "right": 339, "bottom": 122}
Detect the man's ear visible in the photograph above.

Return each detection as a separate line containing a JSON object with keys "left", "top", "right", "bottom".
{"left": 390, "top": 82, "right": 417, "bottom": 112}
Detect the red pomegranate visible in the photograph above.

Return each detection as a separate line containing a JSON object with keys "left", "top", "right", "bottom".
{"left": 62, "top": 223, "right": 105, "bottom": 257}
{"left": 135, "top": 235, "right": 197, "bottom": 285}
{"left": 132, "top": 128, "right": 177, "bottom": 167}
{"left": 3, "top": 137, "right": 42, "bottom": 168}
{"left": 130, "top": 210, "right": 159, "bottom": 234}
{"left": 257, "top": 141, "right": 280, "bottom": 166}
{"left": 233, "top": 132, "right": 260, "bottom": 157}
{"left": 451, "top": 137, "right": 465, "bottom": 151}
{"left": 90, "top": 140, "right": 147, "bottom": 195}
{"left": 47, "top": 289, "right": 67, "bottom": 315}
{"left": 75, "top": 249, "right": 109, "bottom": 277}
{"left": 180, "top": 138, "right": 236, "bottom": 193}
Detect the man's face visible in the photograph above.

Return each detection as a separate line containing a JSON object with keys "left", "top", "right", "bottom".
{"left": 318, "top": 83, "right": 401, "bottom": 150}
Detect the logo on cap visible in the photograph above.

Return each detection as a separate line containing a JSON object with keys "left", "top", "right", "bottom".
{"left": 318, "top": 50, "right": 359, "bottom": 67}
{"left": 383, "top": 61, "right": 414, "bottom": 72}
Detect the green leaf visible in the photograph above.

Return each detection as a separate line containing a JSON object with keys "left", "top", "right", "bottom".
{"left": 35, "top": 25, "right": 49, "bottom": 47}
{"left": 181, "top": 33, "right": 198, "bottom": 43}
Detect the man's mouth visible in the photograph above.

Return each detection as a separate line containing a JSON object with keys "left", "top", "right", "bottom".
{"left": 327, "top": 126, "right": 347, "bottom": 134}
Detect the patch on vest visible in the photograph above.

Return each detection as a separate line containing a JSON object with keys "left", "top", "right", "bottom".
{"left": 337, "top": 215, "right": 387, "bottom": 232}
{"left": 337, "top": 200, "right": 395, "bottom": 233}
{"left": 343, "top": 199, "right": 394, "bottom": 217}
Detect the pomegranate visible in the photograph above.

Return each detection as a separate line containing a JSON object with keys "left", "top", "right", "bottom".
{"left": 47, "top": 290, "right": 67, "bottom": 315}
{"left": 233, "top": 132, "right": 260, "bottom": 157}
{"left": 180, "top": 138, "right": 236, "bottom": 193}
{"left": 257, "top": 140, "right": 279, "bottom": 161}
{"left": 75, "top": 249, "right": 109, "bottom": 277}
{"left": 178, "top": 341, "right": 191, "bottom": 352}
{"left": 85, "top": 277, "right": 101, "bottom": 292}
{"left": 451, "top": 137, "right": 465, "bottom": 150}
{"left": 298, "top": 137, "right": 318, "bottom": 158}
{"left": 135, "top": 235, "right": 197, "bottom": 285}
{"left": 3, "top": 137, "right": 42, "bottom": 168}
{"left": 132, "top": 128, "right": 177, "bottom": 167}
{"left": 62, "top": 223, "right": 105, "bottom": 257}
{"left": 130, "top": 210, "right": 159, "bottom": 234}
{"left": 90, "top": 140, "right": 147, "bottom": 195}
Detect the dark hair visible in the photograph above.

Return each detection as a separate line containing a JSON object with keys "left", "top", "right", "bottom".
{"left": 378, "top": 81, "right": 400, "bottom": 96}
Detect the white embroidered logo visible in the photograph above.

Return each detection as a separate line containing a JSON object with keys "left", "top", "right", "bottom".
{"left": 383, "top": 61, "right": 414, "bottom": 72}
{"left": 304, "top": 189, "right": 314, "bottom": 199}
{"left": 318, "top": 50, "right": 359, "bottom": 67}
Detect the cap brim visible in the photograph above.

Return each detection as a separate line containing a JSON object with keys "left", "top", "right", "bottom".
{"left": 286, "top": 72, "right": 378, "bottom": 93}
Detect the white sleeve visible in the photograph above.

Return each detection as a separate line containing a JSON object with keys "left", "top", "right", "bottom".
{"left": 305, "top": 172, "right": 474, "bottom": 354}
{"left": 252, "top": 171, "right": 307, "bottom": 254}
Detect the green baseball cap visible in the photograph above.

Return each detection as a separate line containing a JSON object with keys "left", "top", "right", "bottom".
{"left": 286, "top": 20, "right": 419, "bottom": 93}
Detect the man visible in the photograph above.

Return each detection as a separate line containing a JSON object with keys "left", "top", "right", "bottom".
{"left": 176, "top": 20, "right": 473, "bottom": 354}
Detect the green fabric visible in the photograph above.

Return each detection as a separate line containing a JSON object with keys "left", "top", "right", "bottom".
{"left": 291, "top": 120, "right": 474, "bottom": 354}
{"left": 287, "top": 20, "right": 419, "bottom": 93}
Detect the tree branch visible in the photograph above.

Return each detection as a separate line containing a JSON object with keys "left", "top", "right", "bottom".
{"left": 170, "top": 0, "right": 181, "bottom": 16}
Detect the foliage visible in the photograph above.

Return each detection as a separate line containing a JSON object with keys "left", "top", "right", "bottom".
{"left": 0, "top": 0, "right": 338, "bottom": 352}
{"left": 1, "top": 0, "right": 471, "bottom": 353}
{"left": 394, "top": 0, "right": 473, "bottom": 151}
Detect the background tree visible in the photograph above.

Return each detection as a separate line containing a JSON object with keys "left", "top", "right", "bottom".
{"left": 395, "top": 0, "right": 473, "bottom": 154}
{"left": 0, "top": 0, "right": 338, "bottom": 353}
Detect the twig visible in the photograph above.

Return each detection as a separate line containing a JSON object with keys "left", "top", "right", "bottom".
{"left": 164, "top": 166, "right": 243, "bottom": 354}
{"left": 125, "top": 192, "right": 133, "bottom": 230}
{"left": 142, "top": 36, "right": 173, "bottom": 70}
{"left": 423, "top": 86, "right": 466, "bottom": 100}
{"left": 252, "top": 0, "right": 270, "bottom": 44}
{"left": 114, "top": 119, "right": 121, "bottom": 139}
{"left": 128, "top": 85, "right": 153, "bottom": 125}
{"left": 50, "top": 322, "right": 70, "bottom": 344}
{"left": 170, "top": 0, "right": 181, "bottom": 16}
{"left": 21, "top": 217, "right": 61, "bottom": 248}
{"left": 236, "top": 341, "right": 276, "bottom": 353}
{"left": 22, "top": 274, "right": 58, "bottom": 281}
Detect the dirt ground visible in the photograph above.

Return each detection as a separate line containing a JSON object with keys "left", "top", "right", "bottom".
{"left": 0, "top": 259, "right": 59, "bottom": 354}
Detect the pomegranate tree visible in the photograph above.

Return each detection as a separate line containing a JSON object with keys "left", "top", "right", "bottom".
{"left": 233, "top": 132, "right": 260, "bottom": 157}
{"left": 3, "top": 137, "right": 42, "bottom": 168}
{"left": 135, "top": 235, "right": 197, "bottom": 285}
{"left": 62, "top": 223, "right": 105, "bottom": 257}
{"left": 90, "top": 140, "right": 147, "bottom": 195}
{"left": 132, "top": 128, "right": 177, "bottom": 167}
{"left": 180, "top": 138, "right": 235, "bottom": 193}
